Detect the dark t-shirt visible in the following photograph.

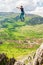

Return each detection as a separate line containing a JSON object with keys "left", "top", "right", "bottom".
{"left": 20, "top": 7, "right": 24, "bottom": 13}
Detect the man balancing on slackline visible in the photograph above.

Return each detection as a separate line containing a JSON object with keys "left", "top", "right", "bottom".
{"left": 16, "top": 5, "right": 25, "bottom": 21}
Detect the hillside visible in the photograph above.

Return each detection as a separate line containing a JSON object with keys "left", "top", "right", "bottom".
{"left": 0, "top": 13, "right": 43, "bottom": 41}
{"left": 0, "top": 13, "right": 43, "bottom": 59}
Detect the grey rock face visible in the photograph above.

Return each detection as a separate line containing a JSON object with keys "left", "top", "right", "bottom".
{"left": 14, "top": 61, "right": 25, "bottom": 65}
{"left": 33, "top": 43, "right": 43, "bottom": 65}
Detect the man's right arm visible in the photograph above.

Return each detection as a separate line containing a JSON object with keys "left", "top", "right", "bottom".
{"left": 16, "top": 7, "right": 21, "bottom": 9}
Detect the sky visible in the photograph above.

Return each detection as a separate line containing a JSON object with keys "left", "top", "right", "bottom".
{"left": 0, "top": 0, "right": 43, "bottom": 16}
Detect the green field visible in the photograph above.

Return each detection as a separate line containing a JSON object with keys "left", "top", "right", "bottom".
{"left": 0, "top": 43, "right": 39, "bottom": 60}
{"left": 0, "top": 13, "right": 43, "bottom": 60}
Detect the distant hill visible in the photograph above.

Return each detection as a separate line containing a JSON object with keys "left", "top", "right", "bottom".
{"left": 0, "top": 12, "right": 43, "bottom": 41}
{"left": 0, "top": 13, "right": 43, "bottom": 27}
{"left": 26, "top": 16, "right": 43, "bottom": 25}
{"left": 0, "top": 12, "right": 14, "bottom": 16}
{"left": 0, "top": 12, "right": 39, "bottom": 17}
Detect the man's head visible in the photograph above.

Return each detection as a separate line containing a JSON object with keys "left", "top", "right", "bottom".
{"left": 21, "top": 6, "right": 23, "bottom": 8}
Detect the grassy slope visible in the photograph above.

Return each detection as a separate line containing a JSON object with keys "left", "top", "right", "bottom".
{"left": 0, "top": 13, "right": 43, "bottom": 59}
{"left": 0, "top": 15, "right": 43, "bottom": 40}
{"left": 0, "top": 43, "right": 39, "bottom": 59}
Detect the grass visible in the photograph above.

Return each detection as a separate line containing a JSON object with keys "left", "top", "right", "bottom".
{"left": 0, "top": 42, "right": 39, "bottom": 60}
{"left": 0, "top": 24, "right": 43, "bottom": 40}
{"left": 18, "top": 24, "right": 43, "bottom": 38}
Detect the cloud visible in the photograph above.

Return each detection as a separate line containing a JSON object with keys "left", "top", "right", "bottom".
{"left": 0, "top": 0, "right": 43, "bottom": 16}
{"left": 15, "top": 0, "right": 38, "bottom": 11}
{"left": 30, "top": 7, "right": 43, "bottom": 17}
{"left": 37, "top": 0, "right": 43, "bottom": 7}
{"left": 0, "top": 0, "right": 38, "bottom": 12}
{"left": 0, "top": 0, "right": 17, "bottom": 12}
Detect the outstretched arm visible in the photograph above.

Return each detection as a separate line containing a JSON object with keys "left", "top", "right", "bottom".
{"left": 16, "top": 7, "right": 21, "bottom": 9}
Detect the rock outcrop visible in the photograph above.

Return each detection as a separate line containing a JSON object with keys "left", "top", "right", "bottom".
{"left": 14, "top": 61, "right": 25, "bottom": 65}
{"left": 0, "top": 53, "right": 16, "bottom": 65}
{"left": 33, "top": 43, "right": 43, "bottom": 65}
